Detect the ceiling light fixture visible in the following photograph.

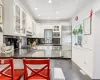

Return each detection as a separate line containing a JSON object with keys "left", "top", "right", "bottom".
{"left": 35, "top": 8, "right": 38, "bottom": 10}
{"left": 56, "top": 11, "right": 59, "bottom": 14}
{"left": 48, "top": 0, "right": 52, "bottom": 3}
{"left": 38, "top": 15, "right": 40, "bottom": 16}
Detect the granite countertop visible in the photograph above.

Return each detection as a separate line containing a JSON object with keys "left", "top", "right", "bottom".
{"left": 37, "top": 44, "right": 61, "bottom": 46}
{"left": 0, "top": 47, "right": 62, "bottom": 59}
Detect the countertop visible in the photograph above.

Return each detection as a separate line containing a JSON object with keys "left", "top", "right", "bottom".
{"left": 37, "top": 44, "right": 61, "bottom": 46}
{"left": 0, "top": 46, "right": 62, "bottom": 59}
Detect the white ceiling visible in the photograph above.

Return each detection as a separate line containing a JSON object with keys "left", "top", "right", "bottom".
{"left": 19, "top": 0, "right": 91, "bottom": 22}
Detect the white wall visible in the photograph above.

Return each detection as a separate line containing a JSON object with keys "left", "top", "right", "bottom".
{"left": 72, "top": 1, "right": 94, "bottom": 78}
{"left": 0, "top": 0, "right": 3, "bottom": 53}
{"left": 92, "top": 10, "right": 100, "bottom": 79}
{"left": 72, "top": 0, "right": 100, "bottom": 79}
{"left": 93, "top": 0, "right": 100, "bottom": 13}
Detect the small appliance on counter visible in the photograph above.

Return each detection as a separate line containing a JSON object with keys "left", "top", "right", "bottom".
{"left": 3, "top": 36, "right": 20, "bottom": 50}
{"left": 0, "top": 27, "right": 3, "bottom": 32}
{"left": 27, "top": 38, "right": 45, "bottom": 46}
{"left": 1, "top": 43, "right": 14, "bottom": 55}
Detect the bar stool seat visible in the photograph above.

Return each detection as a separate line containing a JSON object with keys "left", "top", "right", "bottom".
{"left": 23, "top": 59, "right": 50, "bottom": 80}
{"left": 28, "top": 69, "right": 48, "bottom": 80}
{"left": 0, "top": 58, "right": 24, "bottom": 80}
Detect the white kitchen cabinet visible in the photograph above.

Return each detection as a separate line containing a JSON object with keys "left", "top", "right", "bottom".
{"left": 32, "top": 21, "right": 35, "bottom": 37}
{"left": 26, "top": 15, "right": 32, "bottom": 32}
{"left": 35, "top": 23, "right": 46, "bottom": 38}
{"left": 4, "top": 0, "right": 35, "bottom": 37}
{"left": 20, "top": 9, "right": 27, "bottom": 36}
{"left": 15, "top": 4, "right": 20, "bottom": 34}
{"left": 53, "top": 25, "right": 61, "bottom": 38}
{"left": 32, "top": 22, "right": 36, "bottom": 37}
{"left": 4, "top": 0, "right": 21, "bottom": 36}
{"left": 35, "top": 23, "right": 41, "bottom": 38}
{"left": 26, "top": 15, "right": 33, "bottom": 36}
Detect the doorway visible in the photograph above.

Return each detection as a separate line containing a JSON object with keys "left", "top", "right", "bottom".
{"left": 44, "top": 29, "right": 53, "bottom": 44}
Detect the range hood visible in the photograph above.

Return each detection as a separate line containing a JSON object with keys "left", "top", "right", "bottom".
{"left": 0, "top": 27, "right": 3, "bottom": 32}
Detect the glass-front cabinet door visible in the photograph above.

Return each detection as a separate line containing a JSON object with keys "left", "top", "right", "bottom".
{"left": 32, "top": 22, "right": 34, "bottom": 36}
{"left": 21, "top": 11, "right": 26, "bottom": 34}
{"left": 15, "top": 4, "right": 20, "bottom": 33}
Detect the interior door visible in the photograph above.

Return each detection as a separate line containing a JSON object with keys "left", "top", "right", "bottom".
{"left": 44, "top": 29, "right": 52, "bottom": 44}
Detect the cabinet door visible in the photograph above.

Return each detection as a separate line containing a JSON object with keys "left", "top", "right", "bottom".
{"left": 32, "top": 22, "right": 36, "bottom": 37}
{"left": 26, "top": 15, "right": 32, "bottom": 32}
{"left": 21, "top": 11, "right": 26, "bottom": 34}
{"left": 15, "top": 4, "right": 20, "bottom": 33}
{"left": 53, "top": 26, "right": 60, "bottom": 32}
{"left": 35, "top": 23, "right": 40, "bottom": 37}
{"left": 32, "top": 22, "right": 35, "bottom": 36}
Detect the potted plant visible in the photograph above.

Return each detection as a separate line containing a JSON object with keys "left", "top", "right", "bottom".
{"left": 73, "top": 29, "right": 79, "bottom": 45}
{"left": 77, "top": 25, "right": 83, "bottom": 46}
{"left": 78, "top": 25, "right": 83, "bottom": 34}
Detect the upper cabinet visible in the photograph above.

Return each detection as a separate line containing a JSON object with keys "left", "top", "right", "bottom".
{"left": 32, "top": 21, "right": 37, "bottom": 37}
{"left": 26, "top": 15, "right": 32, "bottom": 32}
{"left": 35, "top": 23, "right": 44, "bottom": 38}
{"left": 53, "top": 26, "right": 60, "bottom": 32}
{"left": 26, "top": 15, "right": 33, "bottom": 36}
{"left": 4, "top": 0, "right": 20, "bottom": 36}
{"left": 15, "top": 4, "right": 20, "bottom": 34}
{"left": 32, "top": 21, "right": 35, "bottom": 37}
{"left": 4, "top": 0, "right": 14, "bottom": 35}
{"left": 20, "top": 9, "right": 27, "bottom": 36}
{"left": 53, "top": 25, "right": 61, "bottom": 38}
{"left": 35, "top": 23, "right": 40, "bottom": 38}
{"left": 3, "top": 0, "right": 35, "bottom": 37}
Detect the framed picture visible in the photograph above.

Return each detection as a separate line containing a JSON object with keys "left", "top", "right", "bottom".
{"left": 83, "top": 17, "right": 91, "bottom": 35}
{"left": 0, "top": 4, "right": 3, "bottom": 24}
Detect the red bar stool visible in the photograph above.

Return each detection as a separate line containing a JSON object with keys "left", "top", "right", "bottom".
{"left": 23, "top": 59, "right": 50, "bottom": 80}
{"left": 0, "top": 58, "right": 24, "bottom": 80}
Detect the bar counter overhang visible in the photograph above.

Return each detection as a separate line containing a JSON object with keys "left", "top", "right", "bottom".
{"left": 0, "top": 48, "right": 70, "bottom": 59}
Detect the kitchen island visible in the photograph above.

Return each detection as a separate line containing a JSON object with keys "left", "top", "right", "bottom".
{"left": 0, "top": 45, "right": 63, "bottom": 59}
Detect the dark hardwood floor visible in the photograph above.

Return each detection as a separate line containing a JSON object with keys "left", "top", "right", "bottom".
{"left": 51, "top": 59, "right": 92, "bottom": 80}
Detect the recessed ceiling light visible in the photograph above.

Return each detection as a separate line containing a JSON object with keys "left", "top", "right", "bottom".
{"left": 35, "top": 8, "right": 38, "bottom": 10}
{"left": 48, "top": 0, "right": 52, "bottom": 3}
{"left": 56, "top": 11, "right": 59, "bottom": 14}
{"left": 38, "top": 15, "right": 40, "bottom": 16}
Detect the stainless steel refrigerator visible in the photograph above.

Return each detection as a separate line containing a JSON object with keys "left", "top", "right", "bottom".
{"left": 61, "top": 25, "right": 72, "bottom": 58}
